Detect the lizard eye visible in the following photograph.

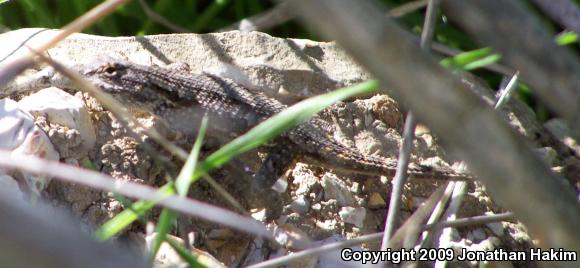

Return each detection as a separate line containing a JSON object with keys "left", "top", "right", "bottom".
{"left": 101, "top": 64, "right": 117, "bottom": 76}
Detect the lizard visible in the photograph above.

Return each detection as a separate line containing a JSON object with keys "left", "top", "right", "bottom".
{"left": 77, "top": 59, "right": 472, "bottom": 177}
{"left": 6, "top": 58, "right": 472, "bottom": 214}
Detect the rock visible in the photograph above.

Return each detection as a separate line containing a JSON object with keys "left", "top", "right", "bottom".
{"left": 18, "top": 87, "right": 96, "bottom": 151}
{"left": 338, "top": 206, "right": 366, "bottom": 228}
{"left": 367, "top": 192, "right": 387, "bottom": 209}
{"left": 290, "top": 195, "right": 310, "bottom": 214}
{"left": 292, "top": 163, "right": 320, "bottom": 196}
{"left": 311, "top": 203, "right": 322, "bottom": 211}
{"left": 471, "top": 228, "right": 488, "bottom": 241}
{"left": 487, "top": 222, "right": 505, "bottom": 237}
{"left": 321, "top": 173, "right": 355, "bottom": 207}
{"left": 273, "top": 224, "right": 312, "bottom": 250}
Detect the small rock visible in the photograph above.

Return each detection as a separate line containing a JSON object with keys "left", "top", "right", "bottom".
{"left": 321, "top": 173, "right": 355, "bottom": 207}
{"left": 292, "top": 163, "right": 320, "bottom": 196}
{"left": 319, "top": 219, "right": 338, "bottom": 231}
{"left": 18, "top": 87, "right": 96, "bottom": 150}
{"left": 273, "top": 224, "right": 312, "bottom": 250}
{"left": 290, "top": 195, "right": 310, "bottom": 214}
{"left": 486, "top": 218, "right": 505, "bottom": 236}
{"left": 350, "top": 182, "right": 361, "bottom": 194}
{"left": 251, "top": 208, "right": 267, "bottom": 222}
{"left": 338, "top": 206, "right": 366, "bottom": 228}
{"left": 271, "top": 176, "right": 288, "bottom": 193}
{"left": 311, "top": 203, "right": 322, "bottom": 211}
{"left": 471, "top": 228, "right": 487, "bottom": 241}
{"left": 367, "top": 192, "right": 386, "bottom": 209}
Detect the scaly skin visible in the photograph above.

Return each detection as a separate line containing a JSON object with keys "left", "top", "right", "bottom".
{"left": 79, "top": 59, "right": 472, "bottom": 182}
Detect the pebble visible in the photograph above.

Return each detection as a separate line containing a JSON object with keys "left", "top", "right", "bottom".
{"left": 290, "top": 195, "right": 310, "bottom": 214}
{"left": 367, "top": 192, "right": 387, "bottom": 209}
{"left": 321, "top": 173, "right": 355, "bottom": 207}
{"left": 338, "top": 206, "right": 366, "bottom": 228}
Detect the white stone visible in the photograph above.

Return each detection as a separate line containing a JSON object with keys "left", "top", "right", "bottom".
{"left": 321, "top": 173, "right": 355, "bottom": 207}
{"left": 18, "top": 87, "right": 96, "bottom": 150}
{"left": 290, "top": 195, "right": 310, "bottom": 214}
{"left": 338, "top": 206, "right": 366, "bottom": 228}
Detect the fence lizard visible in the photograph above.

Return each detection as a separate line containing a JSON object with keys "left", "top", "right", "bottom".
{"left": 75, "top": 59, "right": 471, "bottom": 183}
{"left": 15, "top": 58, "right": 470, "bottom": 215}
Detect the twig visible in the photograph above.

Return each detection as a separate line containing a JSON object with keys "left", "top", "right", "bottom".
{"left": 494, "top": 71, "right": 520, "bottom": 110}
{"left": 424, "top": 212, "right": 514, "bottom": 231}
{"left": 382, "top": 0, "right": 440, "bottom": 252}
{"left": 0, "top": 150, "right": 274, "bottom": 240}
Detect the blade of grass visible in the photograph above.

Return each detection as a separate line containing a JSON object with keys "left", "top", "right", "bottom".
{"left": 165, "top": 236, "right": 205, "bottom": 268}
{"left": 439, "top": 47, "right": 501, "bottom": 71}
{"left": 97, "top": 79, "right": 379, "bottom": 239}
{"left": 438, "top": 31, "right": 576, "bottom": 72}
{"left": 148, "top": 209, "right": 177, "bottom": 263}
{"left": 556, "top": 31, "right": 578, "bottom": 45}
{"left": 149, "top": 116, "right": 209, "bottom": 262}
{"left": 95, "top": 183, "right": 176, "bottom": 240}
{"left": 175, "top": 115, "right": 209, "bottom": 196}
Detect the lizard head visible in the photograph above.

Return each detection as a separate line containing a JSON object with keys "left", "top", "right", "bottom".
{"left": 79, "top": 58, "right": 182, "bottom": 114}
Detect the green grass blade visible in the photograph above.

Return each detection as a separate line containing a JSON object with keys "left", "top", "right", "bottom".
{"left": 440, "top": 47, "right": 501, "bottom": 71}
{"left": 175, "top": 115, "right": 208, "bottom": 196}
{"left": 148, "top": 209, "right": 177, "bottom": 262}
{"left": 166, "top": 236, "right": 206, "bottom": 268}
{"left": 95, "top": 183, "right": 176, "bottom": 240}
{"left": 149, "top": 116, "right": 209, "bottom": 262}
{"left": 556, "top": 31, "right": 578, "bottom": 45}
